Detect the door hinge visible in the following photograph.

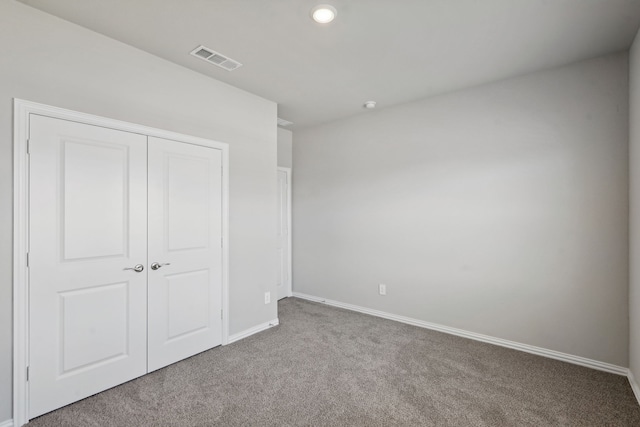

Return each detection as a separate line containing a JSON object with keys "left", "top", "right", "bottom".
{"left": 26, "top": 366, "right": 29, "bottom": 381}
{"left": 221, "top": 309, "right": 223, "bottom": 320}
{"left": 26, "top": 139, "right": 30, "bottom": 155}
{"left": 26, "top": 252, "right": 29, "bottom": 268}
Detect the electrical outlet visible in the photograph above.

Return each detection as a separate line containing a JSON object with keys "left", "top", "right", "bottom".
{"left": 378, "top": 284, "right": 386, "bottom": 296}
{"left": 264, "top": 292, "right": 271, "bottom": 304}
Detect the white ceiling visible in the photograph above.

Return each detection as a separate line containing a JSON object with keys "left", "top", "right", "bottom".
{"left": 19, "top": 0, "right": 640, "bottom": 129}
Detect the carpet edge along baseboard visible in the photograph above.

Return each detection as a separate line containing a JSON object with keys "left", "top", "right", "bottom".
{"left": 291, "top": 292, "right": 628, "bottom": 377}
{"left": 629, "top": 370, "right": 640, "bottom": 406}
{"left": 227, "top": 318, "right": 280, "bottom": 344}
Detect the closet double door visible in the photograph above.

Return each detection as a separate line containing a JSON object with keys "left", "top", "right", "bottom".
{"left": 28, "top": 115, "right": 223, "bottom": 418}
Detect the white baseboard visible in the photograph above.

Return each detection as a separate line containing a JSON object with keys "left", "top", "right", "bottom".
{"left": 629, "top": 369, "right": 640, "bottom": 405}
{"left": 226, "top": 318, "right": 279, "bottom": 344}
{"left": 292, "top": 292, "right": 628, "bottom": 376}
{"left": 0, "top": 419, "right": 14, "bottom": 427}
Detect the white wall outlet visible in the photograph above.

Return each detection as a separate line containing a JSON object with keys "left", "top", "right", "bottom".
{"left": 378, "top": 284, "right": 387, "bottom": 296}
{"left": 264, "top": 291, "right": 271, "bottom": 304}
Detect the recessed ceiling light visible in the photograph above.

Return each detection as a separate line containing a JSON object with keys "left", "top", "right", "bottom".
{"left": 311, "top": 4, "right": 337, "bottom": 24}
{"left": 364, "top": 101, "right": 377, "bottom": 109}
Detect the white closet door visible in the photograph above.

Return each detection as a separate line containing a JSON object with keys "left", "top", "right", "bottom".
{"left": 276, "top": 169, "right": 291, "bottom": 300}
{"left": 29, "top": 115, "right": 148, "bottom": 418}
{"left": 147, "top": 136, "right": 223, "bottom": 372}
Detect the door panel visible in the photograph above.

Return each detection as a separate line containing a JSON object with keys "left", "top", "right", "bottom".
{"left": 62, "top": 141, "right": 129, "bottom": 260}
{"left": 29, "top": 115, "right": 148, "bottom": 418}
{"left": 166, "top": 270, "right": 210, "bottom": 340}
{"left": 166, "top": 155, "right": 210, "bottom": 251}
{"left": 147, "top": 136, "right": 223, "bottom": 372}
{"left": 59, "top": 281, "right": 129, "bottom": 373}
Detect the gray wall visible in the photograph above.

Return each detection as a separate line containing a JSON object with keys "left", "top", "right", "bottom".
{"left": 278, "top": 128, "right": 293, "bottom": 168}
{"left": 630, "top": 28, "right": 640, "bottom": 387}
{"left": 293, "top": 53, "right": 629, "bottom": 367}
{"left": 0, "top": 1, "right": 278, "bottom": 422}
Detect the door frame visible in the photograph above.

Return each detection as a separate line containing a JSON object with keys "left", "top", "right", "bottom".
{"left": 13, "top": 99, "right": 230, "bottom": 427}
{"left": 277, "top": 167, "right": 293, "bottom": 299}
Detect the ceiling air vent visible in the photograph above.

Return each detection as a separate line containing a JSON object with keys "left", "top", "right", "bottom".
{"left": 277, "top": 118, "right": 293, "bottom": 127}
{"left": 190, "top": 45, "right": 243, "bottom": 71}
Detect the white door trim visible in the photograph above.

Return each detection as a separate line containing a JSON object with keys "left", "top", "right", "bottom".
{"left": 13, "top": 99, "right": 230, "bottom": 427}
{"left": 277, "top": 167, "right": 293, "bottom": 298}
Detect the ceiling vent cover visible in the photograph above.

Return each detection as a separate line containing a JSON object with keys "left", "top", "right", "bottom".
{"left": 190, "top": 45, "right": 243, "bottom": 71}
{"left": 277, "top": 118, "right": 294, "bottom": 127}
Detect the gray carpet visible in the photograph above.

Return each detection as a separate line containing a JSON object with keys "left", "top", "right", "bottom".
{"left": 30, "top": 297, "right": 640, "bottom": 426}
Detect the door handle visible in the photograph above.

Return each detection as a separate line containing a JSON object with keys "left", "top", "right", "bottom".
{"left": 124, "top": 264, "right": 144, "bottom": 272}
{"left": 151, "top": 262, "right": 171, "bottom": 270}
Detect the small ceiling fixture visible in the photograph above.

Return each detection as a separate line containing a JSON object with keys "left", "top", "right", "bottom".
{"left": 190, "top": 45, "right": 242, "bottom": 71}
{"left": 277, "top": 117, "right": 294, "bottom": 127}
{"left": 364, "top": 101, "right": 377, "bottom": 109}
{"left": 311, "top": 4, "right": 337, "bottom": 24}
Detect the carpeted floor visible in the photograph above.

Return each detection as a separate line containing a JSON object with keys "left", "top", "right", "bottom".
{"left": 30, "top": 297, "right": 640, "bottom": 426}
